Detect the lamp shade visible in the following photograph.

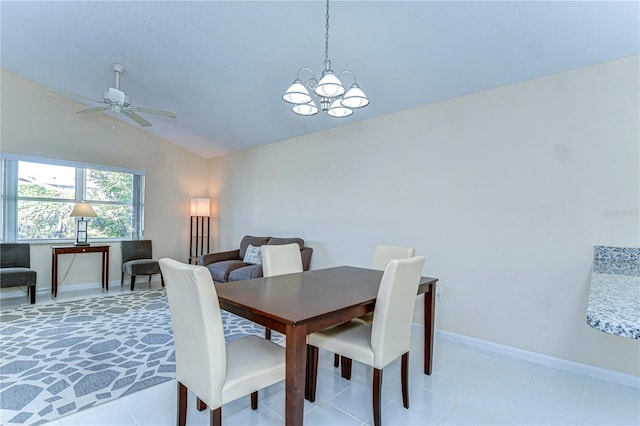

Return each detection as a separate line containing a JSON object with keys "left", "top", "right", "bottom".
{"left": 341, "top": 83, "right": 369, "bottom": 109}
{"left": 314, "top": 72, "right": 345, "bottom": 98}
{"left": 327, "top": 98, "right": 353, "bottom": 118}
{"left": 190, "top": 198, "right": 211, "bottom": 217}
{"left": 69, "top": 202, "right": 97, "bottom": 218}
{"left": 292, "top": 101, "right": 319, "bottom": 116}
{"left": 282, "top": 80, "right": 312, "bottom": 105}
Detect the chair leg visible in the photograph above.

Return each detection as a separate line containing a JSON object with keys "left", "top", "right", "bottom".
{"left": 373, "top": 368, "right": 383, "bottom": 426}
{"left": 307, "top": 345, "right": 319, "bottom": 402}
{"left": 148, "top": 275, "right": 152, "bottom": 287}
{"left": 210, "top": 407, "right": 221, "bottom": 426}
{"left": 334, "top": 353, "right": 340, "bottom": 367}
{"left": 197, "top": 398, "right": 207, "bottom": 411}
{"left": 177, "top": 381, "right": 187, "bottom": 426}
{"left": 29, "top": 285, "right": 35, "bottom": 304}
{"left": 401, "top": 352, "right": 409, "bottom": 408}
{"left": 341, "top": 356, "right": 352, "bottom": 380}
{"left": 121, "top": 272, "right": 124, "bottom": 287}
{"left": 251, "top": 391, "right": 258, "bottom": 410}
{"left": 130, "top": 275, "right": 136, "bottom": 291}
{"left": 161, "top": 273, "right": 165, "bottom": 287}
{"left": 265, "top": 327, "right": 271, "bottom": 340}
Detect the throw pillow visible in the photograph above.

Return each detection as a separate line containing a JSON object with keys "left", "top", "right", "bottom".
{"left": 243, "top": 244, "right": 262, "bottom": 265}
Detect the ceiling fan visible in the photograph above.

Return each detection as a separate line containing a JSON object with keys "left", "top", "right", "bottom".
{"left": 57, "top": 63, "right": 177, "bottom": 127}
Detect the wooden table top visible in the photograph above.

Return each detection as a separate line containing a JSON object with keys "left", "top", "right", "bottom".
{"left": 215, "top": 265, "right": 437, "bottom": 325}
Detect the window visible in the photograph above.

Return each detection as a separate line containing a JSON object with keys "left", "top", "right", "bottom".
{"left": 1, "top": 155, "right": 145, "bottom": 242}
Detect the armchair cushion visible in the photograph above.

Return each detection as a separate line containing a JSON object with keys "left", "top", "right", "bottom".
{"left": 207, "top": 260, "right": 247, "bottom": 283}
{"left": 239, "top": 236, "right": 270, "bottom": 259}
{"left": 0, "top": 268, "right": 36, "bottom": 288}
{"left": 228, "top": 264, "right": 263, "bottom": 282}
{"left": 122, "top": 259, "right": 161, "bottom": 276}
{"left": 267, "top": 237, "right": 304, "bottom": 250}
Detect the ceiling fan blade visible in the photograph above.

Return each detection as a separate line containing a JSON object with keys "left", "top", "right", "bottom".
{"left": 122, "top": 111, "right": 153, "bottom": 127}
{"left": 134, "top": 106, "right": 177, "bottom": 118}
{"left": 47, "top": 88, "right": 103, "bottom": 104}
{"left": 77, "top": 106, "right": 109, "bottom": 115}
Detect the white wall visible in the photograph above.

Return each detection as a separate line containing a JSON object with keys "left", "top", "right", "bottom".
{"left": 1, "top": 70, "right": 210, "bottom": 292}
{"left": 209, "top": 56, "right": 640, "bottom": 376}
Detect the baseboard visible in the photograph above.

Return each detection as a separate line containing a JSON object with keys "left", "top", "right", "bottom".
{"left": 0, "top": 277, "right": 163, "bottom": 299}
{"left": 424, "top": 326, "right": 639, "bottom": 389}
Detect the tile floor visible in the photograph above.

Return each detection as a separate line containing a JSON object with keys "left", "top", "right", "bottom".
{"left": 2, "top": 285, "right": 638, "bottom": 426}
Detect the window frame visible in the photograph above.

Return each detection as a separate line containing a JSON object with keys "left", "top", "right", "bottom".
{"left": 1, "top": 153, "right": 146, "bottom": 243}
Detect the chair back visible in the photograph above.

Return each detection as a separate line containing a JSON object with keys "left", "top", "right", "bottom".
{"left": 0, "top": 243, "right": 31, "bottom": 268}
{"left": 371, "top": 256, "right": 425, "bottom": 368}
{"left": 121, "top": 240, "right": 153, "bottom": 263}
{"left": 159, "top": 258, "right": 227, "bottom": 408}
{"left": 371, "top": 245, "right": 415, "bottom": 271}
{"left": 262, "top": 243, "right": 303, "bottom": 277}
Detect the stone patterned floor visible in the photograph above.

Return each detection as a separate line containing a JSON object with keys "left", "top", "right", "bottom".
{"left": 0, "top": 289, "right": 280, "bottom": 425}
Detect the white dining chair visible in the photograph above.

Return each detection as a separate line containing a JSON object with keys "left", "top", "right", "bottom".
{"left": 306, "top": 256, "right": 425, "bottom": 426}
{"left": 371, "top": 244, "right": 415, "bottom": 271}
{"left": 262, "top": 243, "right": 303, "bottom": 277}
{"left": 334, "top": 244, "right": 416, "bottom": 371}
{"left": 159, "top": 258, "right": 285, "bottom": 426}
{"left": 261, "top": 243, "right": 303, "bottom": 339}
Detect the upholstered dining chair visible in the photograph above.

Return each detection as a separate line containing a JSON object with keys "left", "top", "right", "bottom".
{"left": 261, "top": 243, "right": 303, "bottom": 339}
{"left": 159, "top": 258, "right": 286, "bottom": 426}
{"left": 121, "top": 240, "right": 163, "bottom": 291}
{"left": 334, "top": 244, "right": 416, "bottom": 371}
{"left": 306, "top": 256, "right": 425, "bottom": 426}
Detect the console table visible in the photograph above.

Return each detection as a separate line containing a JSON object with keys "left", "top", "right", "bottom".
{"left": 51, "top": 245, "right": 110, "bottom": 297}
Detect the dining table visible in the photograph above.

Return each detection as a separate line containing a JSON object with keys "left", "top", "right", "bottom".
{"left": 215, "top": 265, "right": 438, "bottom": 426}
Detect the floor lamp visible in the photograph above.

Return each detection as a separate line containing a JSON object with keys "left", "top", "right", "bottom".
{"left": 189, "top": 198, "right": 210, "bottom": 264}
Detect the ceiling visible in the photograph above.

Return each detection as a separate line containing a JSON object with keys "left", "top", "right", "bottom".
{"left": 1, "top": 1, "right": 638, "bottom": 159}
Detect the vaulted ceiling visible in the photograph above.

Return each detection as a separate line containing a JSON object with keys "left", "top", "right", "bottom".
{"left": 2, "top": 1, "right": 638, "bottom": 158}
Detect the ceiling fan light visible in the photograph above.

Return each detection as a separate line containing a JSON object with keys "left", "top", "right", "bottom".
{"left": 341, "top": 83, "right": 369, "bottom": 109}
{"left": 327, "top": 98, "right": 353, "bottom": 118}
{"left": 314, "top": 71, "right": 345, "bottom": 98}
{"left": 292, "top": 101, "right": 319, "bottom": 116}
{"left": 283, "top": 80, "right": 312, "bottom": 104}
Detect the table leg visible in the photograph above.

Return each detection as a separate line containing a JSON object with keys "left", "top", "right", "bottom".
{"left": 424, "top": 282, "right": 436, "bottom": 375}
{"left": 105, "top": 249, "right": 109, "bottom": 291}
{"left": 52, "top": 252, "right": 58, "bottom": 297}
{"left": 101, "top": 250, "right": 110, "bottom": 291}
{"left": 285, "top": 323, "right": 307, "bottom": 426}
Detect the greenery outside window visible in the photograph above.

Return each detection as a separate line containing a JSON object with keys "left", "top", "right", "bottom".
{"left": 1, "top": 155, "right": 145, "bottom": 242}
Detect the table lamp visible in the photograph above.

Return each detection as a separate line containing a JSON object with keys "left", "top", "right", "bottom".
{"left": 69, "top": 202, "right": 97, "bottom": 246}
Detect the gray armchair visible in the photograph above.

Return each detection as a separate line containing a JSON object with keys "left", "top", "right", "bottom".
{"left": 121, "top": 240, "right": 164, "bottom": 291}
{"left": 0, "top": 243, "right": 37, "bottom": 304}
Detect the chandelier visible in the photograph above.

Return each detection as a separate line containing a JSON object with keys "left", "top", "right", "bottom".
{"left": 282, "top": 0, "right": 369, "bottom": 118}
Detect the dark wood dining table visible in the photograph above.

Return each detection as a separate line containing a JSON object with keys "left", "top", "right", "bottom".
{"left": 215, "top": 265, "right": 438, "bottom": 426}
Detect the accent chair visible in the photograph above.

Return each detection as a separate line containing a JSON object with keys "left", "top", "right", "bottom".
{"left": 0, "top": 243, "right": 37, "bottom": 304}
{"left": 121, "top": 240, "right": 163, "bottom": 291}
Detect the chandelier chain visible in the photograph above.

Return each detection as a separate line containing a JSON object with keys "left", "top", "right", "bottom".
{"left": 324, "top": 0, "right": 330, "bottom": 67}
